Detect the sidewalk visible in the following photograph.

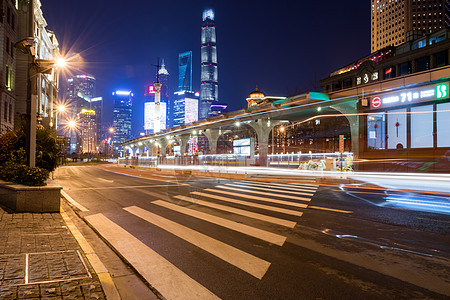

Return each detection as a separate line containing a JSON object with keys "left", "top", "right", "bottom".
{"left": 0, "top": 206, "right": 105, "bottom": 299}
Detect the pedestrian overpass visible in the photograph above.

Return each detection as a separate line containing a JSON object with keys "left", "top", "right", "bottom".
{"left": 121, "top": 91, "right": 359, "bottom": 168}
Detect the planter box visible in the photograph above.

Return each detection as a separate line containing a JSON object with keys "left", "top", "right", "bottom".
{"left": 0, "top": 180, "right": 62, "bottom": 213}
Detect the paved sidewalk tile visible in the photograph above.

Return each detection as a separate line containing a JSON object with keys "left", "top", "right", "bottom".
{"left": 0, "top": 207, "right": 106, "bottom": 300}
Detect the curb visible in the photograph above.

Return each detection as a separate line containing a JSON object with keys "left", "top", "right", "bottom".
{"left": 60, "top": 205, "right": 122, "bottom": 300}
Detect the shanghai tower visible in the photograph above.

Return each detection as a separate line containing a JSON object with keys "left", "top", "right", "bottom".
{"left": 200, "top": 8, "right": 218, "bottom": 119}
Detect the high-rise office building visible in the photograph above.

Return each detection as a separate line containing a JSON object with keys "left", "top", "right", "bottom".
{"left": 173, "top": 91, "right": 199, "bottom": 127}
{"left": 65, "top": 75, "right": 102, "bottom": 152}
{"left": 112, "top": 90, "right": 133, "bottom": 155}
{"left": 178, "top": 51, "right": 193, "bottom": 92}
{"left": 77, "top": 109, "right": 97, "bottom": 153}
{"left": 371, "top": 0, "right": 450, "bottom": 52}
{"left": 200, "top": 8, "right": 219, "bottom": 119}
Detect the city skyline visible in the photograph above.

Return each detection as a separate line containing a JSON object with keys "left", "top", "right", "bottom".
{"left": 43, "top": 0, "right": 369, "bottom": 115}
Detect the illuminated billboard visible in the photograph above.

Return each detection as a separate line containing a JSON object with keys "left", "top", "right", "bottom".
{"left": 233, "top": 138, "right": 251, "bottom": 155}
{"left": 144, "top": 102, "right": 167, "bottom": 131}
{"left": 369, "top": 82, "right": 449, "bottom": 109}
{"left": 185, "top": 98, "right": 198, "bottom": 124}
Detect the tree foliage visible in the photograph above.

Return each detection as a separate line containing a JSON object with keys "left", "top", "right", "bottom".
{"left": 0, "top": 127, "right": 60, "bottom": 185}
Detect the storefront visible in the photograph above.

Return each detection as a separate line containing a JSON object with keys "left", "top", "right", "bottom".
{"left": 359, "top": 81, "right": 450, "bottom": 172}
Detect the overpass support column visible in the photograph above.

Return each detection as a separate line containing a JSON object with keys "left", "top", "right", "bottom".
{"left": 331, "top": 101, "right": 359, "bottom": 158}
{"left": 158, "top": 139, "right": 168, "bottom": 156}
{"left": 177, "top": 135, "right": 191, "bottom": 155}
{"left": 248, "top": 119, "right": 271, "bottom": 167}
{"left": 203, "top": 129, "right": 221, "bottom": 154}
{"left": 248, "top": 119, "right": 287, "bottom": 167}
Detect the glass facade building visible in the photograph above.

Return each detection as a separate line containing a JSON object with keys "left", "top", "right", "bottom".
{"left": 173, "top": 91, "right": 199, "bottom": 127}
{"left": 178, "top": 51, "right": 192, "bottom": 92}
{"left": 200, "top": 8, "right": 219, "bottom": 119}
{"left": 112, "top": 91, "right": 133, "bottom": 154}
{"left": 65, "top": 75, "right": 102, "bottom": 153}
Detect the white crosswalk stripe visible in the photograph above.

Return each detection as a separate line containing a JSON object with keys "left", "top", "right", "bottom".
{"left": 174, "top": 194, "right": 297, "bottom": 228}
{"left": 152, "top": 200, "right": 287, "bottom": 246}
{"left": 225, "top": 183, "right": 315, "bottom": 196}
{"left": 205, "top": 188, "right": 310, "bottom": 207}
{"left": 84, "top": 181, "right": 319, "bottom": 299}
{"left": 191, "top": 191, "right": 304, "bottom": 217}
{"left": 216, "top": 185, "right": 312, "bottom": 202}
{"left": 85, "top": 213, "right": 220, "bottom": 300}
{"left": 237, "top": 181, "right": 318, "bottom": 192}
{"left": 124, "top": 206, "right": 271, "bottom": 279}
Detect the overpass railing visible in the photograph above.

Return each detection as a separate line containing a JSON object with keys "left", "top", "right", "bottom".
{"left": 118, "top": 152, "right": 354, "bottom": 171}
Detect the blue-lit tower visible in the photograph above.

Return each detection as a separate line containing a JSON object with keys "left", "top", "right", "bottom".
{"left": 200, "top": 8, "right": 219, "bottom": 119}
{"left": 178, "top": 51, "right": 192, "bottom": 92}
{"left": 112, "top": 90, "right": 133, "bottom": 155}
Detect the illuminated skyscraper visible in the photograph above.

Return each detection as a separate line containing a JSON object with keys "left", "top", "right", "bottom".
{"left": 173, "top": 91, "right": 199, "bottom": 127}
{"left": 371, "top": 0, "right": 450, "bottom": 52}
{"left": 77, "top": 109, "right": 97, "bottom": 153}
{"left": 65, "top": 75, "right": 101, "bottom": 153}
{"left": 200, "top": 8, "right": 219, "bottom": 119}
{"left": 112, "top": 90, "right": 133, "bottom": 154}
{"left": 178, "top": 51, "right": 192, "bottom": 92}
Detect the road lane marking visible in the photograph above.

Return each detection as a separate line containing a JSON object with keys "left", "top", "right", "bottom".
{"left": 153, "top": 200, "right": 287, "bottom": 246}
{"left": 97, "top": 178, "right": 114, "bottom": 183}
{"left": 174, "top": 195, "right": 297, "bottom": 228}
{"left": 308, "top": 206, "right": 353, "bottom": 214}
{"left": 124, "top": 206, "right": 271, "bottom": 279}
{"left": 85, "top": 213, "right": 219, "bottom": 299}
{"left": 69, "top": 184, "right": 178, "bottom": 191}
{"left": 97, "top": 168, "right": 188, "bottom": 185}
{"left": 236, "top": 181, "right": 318, "bottom": 192}
{"left": 192, "top": 191, "right": 304, "bottom": 216}
{"left": 61, "top": 190, "right": 89, "bottom": 212}
{"left": 226, "top": 183, "right": 315, "bottom": 196}
{"left": 211, "top": 187, "right": 311, "bottom": 204}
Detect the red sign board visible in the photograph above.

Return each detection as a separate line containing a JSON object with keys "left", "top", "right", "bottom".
{"left": 148, "top": 85, "right": 155, "bottom": 94}
{"left": 371, "top": 97, "right": 381, "bottom": 108}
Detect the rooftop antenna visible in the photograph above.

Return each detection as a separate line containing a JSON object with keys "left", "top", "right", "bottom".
{"left": 152, "top": 57, "right": 162, "bottom": 83}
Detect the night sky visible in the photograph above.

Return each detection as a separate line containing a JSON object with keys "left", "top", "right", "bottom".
{"left": 43, "top": 0, "right": 370, "bottom": 135}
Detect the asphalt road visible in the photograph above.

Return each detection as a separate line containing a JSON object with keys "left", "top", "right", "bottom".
{"left": 54, "top": 165, "right": 450, "bottom": 299}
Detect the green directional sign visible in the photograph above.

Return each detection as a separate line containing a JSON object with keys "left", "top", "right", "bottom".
{"left": 436, "top": 83, "right": 449, "bottom": 99}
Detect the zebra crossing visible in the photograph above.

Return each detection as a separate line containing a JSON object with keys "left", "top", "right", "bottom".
{"left": 85, "top": 180, "right": 319, "bottom": 299}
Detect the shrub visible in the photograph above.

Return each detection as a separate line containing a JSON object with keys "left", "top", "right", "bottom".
{"left": 22, "top": 167, "right": 49, "bottom": 186}
{"left": 0, "top": 162, "right": 49, "bottom": 186}
{"left": 0, "top": 127, "right": 58, "bottom": 186}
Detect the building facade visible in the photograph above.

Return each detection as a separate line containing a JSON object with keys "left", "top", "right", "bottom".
{"left": 322, "top": 30, "right": 450, "bottom": 172}
{"left": 65, "top": 74, "right": 102, "bottom": 152}
{"left": 0, "top": 0, "right": 18, "bottom": 135}
{"left": 322, "top": 28, "right": 450, "bottom": 93}
{"left": 178, "top": 51, "right": 192, "bottom": 92}
{"left": 15, "top": 0, "right": 61, "bottom": 132}
{"left": 173, "top": 90, "right": 199, "bottom": 127}
{"left": 112, "top": 90, "right": 133, "bottom": 155}
{"left": 371, "top": 0, "right": 450, "bottom": 52}
{"left": 77, "top": 108, "right": 96, "bottom": 153}
{"left": 200, "top": 8, "right": 219, "bottom": 119}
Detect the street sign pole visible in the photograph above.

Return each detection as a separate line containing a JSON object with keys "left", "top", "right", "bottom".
{"left": 339, "top": 135, "right": 344, "bottom": 172}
